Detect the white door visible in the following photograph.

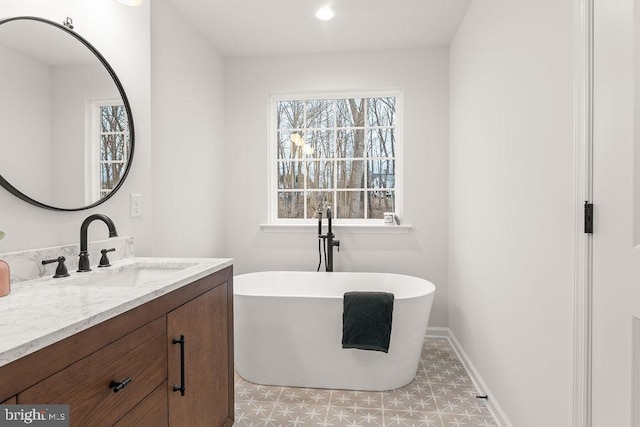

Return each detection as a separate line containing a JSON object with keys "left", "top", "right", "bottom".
{"left": 593, "top": 0, "right": 640, "bottom": 425}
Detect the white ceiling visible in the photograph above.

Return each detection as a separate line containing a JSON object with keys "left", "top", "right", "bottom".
{"left": 167, "top": 0, "right": 472, "bottom": 58}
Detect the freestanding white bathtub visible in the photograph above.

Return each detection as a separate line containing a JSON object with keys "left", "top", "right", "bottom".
{"left": 234, "top": 271, "right": 436, "bottom": 391}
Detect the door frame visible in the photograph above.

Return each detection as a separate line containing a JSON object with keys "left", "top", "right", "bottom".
{"left": 573, "top": 0, "right": 594, "bottom": 426}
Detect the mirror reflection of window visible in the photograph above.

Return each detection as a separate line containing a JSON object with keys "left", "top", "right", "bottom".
{"left": 87, "top": 100, "right": 128, "bottom": 202}
{"left": 99, "top": 104, "right": 129, "bottom": 198}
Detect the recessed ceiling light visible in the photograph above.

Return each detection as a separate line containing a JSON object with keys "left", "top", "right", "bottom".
{"left": 315, "top": 7, "right": 335, "bottom": 21}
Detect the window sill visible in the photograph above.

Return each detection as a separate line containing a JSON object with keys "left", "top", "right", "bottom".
{"left": 259, "top": 224, "right": 412, "bottom": 234}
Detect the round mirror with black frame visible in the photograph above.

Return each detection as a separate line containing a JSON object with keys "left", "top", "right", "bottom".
{"left": 0, "top": 16, "right": 135, "bottom": 211}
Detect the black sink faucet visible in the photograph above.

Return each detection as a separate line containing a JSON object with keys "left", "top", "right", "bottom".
{"left": 77, "top": 214, "right": 118, "bottom": 273}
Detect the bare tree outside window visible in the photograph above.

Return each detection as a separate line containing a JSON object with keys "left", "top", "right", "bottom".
{"left": 99, "top": 104, "right": 129, "bottom": 198}
{"left": 275, "top": 95, "right": 397, "bottom": 220}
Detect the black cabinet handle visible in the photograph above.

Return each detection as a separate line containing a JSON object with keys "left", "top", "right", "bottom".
{"left": 172, "top": 335, "right": 186, "bottom": 396}
{"left": 109, "top": 377, "right": 132, "bottom": 393}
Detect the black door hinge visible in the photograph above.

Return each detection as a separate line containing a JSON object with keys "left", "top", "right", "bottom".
{"left": 584, "top": 201, "right": 593, "bottom": 234}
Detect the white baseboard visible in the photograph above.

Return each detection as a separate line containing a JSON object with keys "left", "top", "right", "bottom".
{"left": 424, "top": 326, "right": 450, "bottom": 337}
{"left": 425, "top": 327, "right": 513, "bottom": 427}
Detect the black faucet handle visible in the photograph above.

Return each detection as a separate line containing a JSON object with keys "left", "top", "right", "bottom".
{"left": 42, "top": 256, "right": 70, "bottom": 278}
{"left": 98, "top": 248, "right": 116, "bottom": 268}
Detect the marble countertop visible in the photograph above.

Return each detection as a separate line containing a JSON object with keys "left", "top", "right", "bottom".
{"left": 0, "top": 257, "right": 233, "bottom": 368}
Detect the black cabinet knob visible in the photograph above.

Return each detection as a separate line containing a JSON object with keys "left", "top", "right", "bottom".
{"left": 109, "top": 377, "right": 132, "bottom": 393}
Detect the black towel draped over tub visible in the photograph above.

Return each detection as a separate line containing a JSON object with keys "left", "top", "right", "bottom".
{"left": 342, "top": 291, "right": 394, "bottom": 353}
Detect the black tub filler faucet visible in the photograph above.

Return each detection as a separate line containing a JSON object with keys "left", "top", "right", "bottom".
{"left": 317, "top": 207, "right": 340, "bottom": 272}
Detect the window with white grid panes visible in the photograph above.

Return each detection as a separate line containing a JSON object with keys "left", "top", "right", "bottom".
{"left": 271, "top": 92, "right": 400, "bottom": 222}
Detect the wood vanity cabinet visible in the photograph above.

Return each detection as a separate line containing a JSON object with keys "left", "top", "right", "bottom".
{"left": 0, "top": 266, "right": 234, "bottom": 427}
{"left": 168, "top": 284, "right": 230, "bottom": 426}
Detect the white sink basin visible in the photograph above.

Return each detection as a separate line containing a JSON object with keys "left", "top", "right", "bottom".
{"left": 84, "top": 267, "right": 186, "bottom": 287}
{"left": 63, "top": 261, "right": 197, "bottom": 288}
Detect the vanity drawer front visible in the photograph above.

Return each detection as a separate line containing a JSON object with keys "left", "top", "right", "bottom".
{"left": 20, "top": 317, "right": 167, "bottom": 427}
{"left": 114, "top": 381, "right": 168, "bottom": 427}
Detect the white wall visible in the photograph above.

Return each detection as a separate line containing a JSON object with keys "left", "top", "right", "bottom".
{"left": 449, "top": 0, "right": 575, "bottom": 425}
{"left": 150, "top": 0, "right": 227, "bottom": 257}
{"left": 0, "top": 0, "right": 153, "bottom": 256}
{"left": 591, "top": 0, "right": 635, "bottom": 424}
{"left": 225, "top": 49, "right": 450, "bottom": 326}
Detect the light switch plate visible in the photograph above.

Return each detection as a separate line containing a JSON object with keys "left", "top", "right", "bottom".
{"left": 130, "top": 194, "right": 142, "bottom": 218}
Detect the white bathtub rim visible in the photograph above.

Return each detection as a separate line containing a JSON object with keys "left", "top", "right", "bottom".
{"left": 234, "top": 270, "right": 436, "bottom": 300}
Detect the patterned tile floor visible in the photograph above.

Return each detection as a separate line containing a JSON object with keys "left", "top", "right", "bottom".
{"left": 234, "top": 337, "right": 498, "bottom": 427}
